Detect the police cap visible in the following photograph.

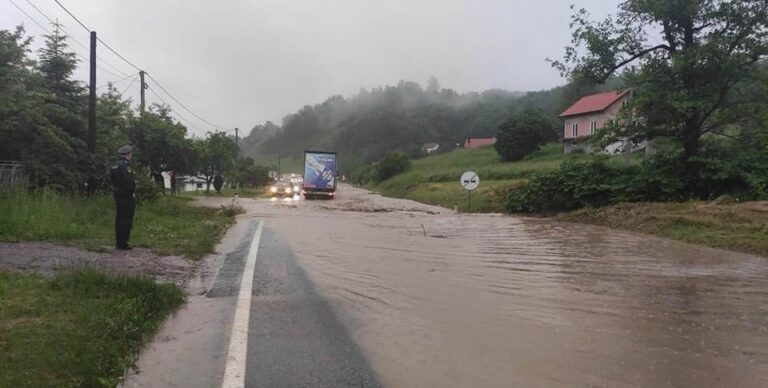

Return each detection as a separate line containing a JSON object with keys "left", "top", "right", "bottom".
{"left": 118, "top": 145, "right": 133, "bottom": 155}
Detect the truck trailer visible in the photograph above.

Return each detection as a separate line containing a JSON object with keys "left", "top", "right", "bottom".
{"left": 303, "top": 150, "right": 337, "bottom": 199}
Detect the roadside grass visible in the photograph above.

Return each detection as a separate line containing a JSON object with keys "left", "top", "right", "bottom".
{"left": 370, "top": 143, "right": 647, "bottom": 212}
{"left": 369, "top": 144, "right": 768, "bottom": 256}
{"left": 0, "top": 191, "right": 234, "bottom": 259}
{"left": 407, "top": 143, "right": 567, "bottom": 183}
{"left": 0, "top": 269, "right": 184, "bottom": 387}
{"left": 378, "top": 179, "right": 527, "bottom": 213}
{"left": 556, "top": 201, "right": 768, "bottom": 257}
{"left": 370, "top": 143, "right": 569, "bottom": 212}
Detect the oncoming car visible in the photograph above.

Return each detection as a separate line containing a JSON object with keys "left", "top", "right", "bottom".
{"left": 269, "top": 180, "right": 295, "bottom": 197}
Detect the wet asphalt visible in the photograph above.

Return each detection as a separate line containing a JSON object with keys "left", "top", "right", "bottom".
{"left": 208, "top": 224, "right": 379, "bottom": 388}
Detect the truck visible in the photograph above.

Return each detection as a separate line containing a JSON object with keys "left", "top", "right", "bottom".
{"left": 302, "top": 150, "right": 337, "bottom": 199}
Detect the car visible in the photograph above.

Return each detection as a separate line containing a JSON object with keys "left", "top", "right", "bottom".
{"left": 269, "top": 180, "right": 295, "bottom": 197}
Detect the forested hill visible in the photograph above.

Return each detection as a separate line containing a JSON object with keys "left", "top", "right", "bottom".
{"left": 239, "top": 78, "right": 621, "bottom": 169}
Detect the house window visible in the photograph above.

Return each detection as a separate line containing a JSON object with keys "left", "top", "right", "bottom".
{"left": 590, "top": 121, "right": 597, "bottom": 135}
{"left": 196, "top": 183, "right": 203, "bottom": 189}
{"left": 622, "top": 100, "right": 629, "bottom": 108}
{"left": 571, "top": 123, "right": 578, "bottom": 137}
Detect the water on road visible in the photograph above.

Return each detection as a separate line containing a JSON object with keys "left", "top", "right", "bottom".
{"left": 227, "top": 186, "right": 768, "bottom": 387}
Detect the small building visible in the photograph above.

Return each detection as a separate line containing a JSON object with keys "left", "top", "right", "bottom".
{"left": 422, "top": 143, "right": 440, "bottom": 154}
{"left": 464, "top": 137, "right": 496, "bottom": 149}
{"left": 560, "top": 90, "right": 636, "bottom": 154}
{"left": 178, "top": 176, "right": 208, "bottom": 192}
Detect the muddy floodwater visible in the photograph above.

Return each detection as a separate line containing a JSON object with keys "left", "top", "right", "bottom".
{"left": 227, "top": 186, "right": 768, "bottom": 387}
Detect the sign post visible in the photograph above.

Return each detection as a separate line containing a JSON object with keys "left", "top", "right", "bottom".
{"left": 460, "top": 171, "right": 479, "bottom": 212}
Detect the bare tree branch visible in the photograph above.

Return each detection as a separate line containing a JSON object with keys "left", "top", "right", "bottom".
{"left": 599, "top": 44, "right": 671, "bottom": 81}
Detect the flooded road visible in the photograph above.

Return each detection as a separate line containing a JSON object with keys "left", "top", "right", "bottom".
{"left": 233, "top": 186, "right": 768, "bottom": 387}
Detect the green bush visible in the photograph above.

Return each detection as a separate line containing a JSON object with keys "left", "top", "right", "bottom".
{"left": 507, "top": 142, "right": 768, "bottom": 213}
{"left": 495, "top": 109, "right": 559, "bottom": 162}
{"left": 375, "top": 152, "right": 411, "bottom": 182}
{"left": 350, "top": 164, "right": 375, "bottom": 185}
{"left": 506, "top": 157, "right": 624, "bottom": 213}
{"left": 213, "top": 175, "right": 224, "bottom": 193}
{"left": 134, "top": 172, "right": 163, "bottom": 202}
{"left": 218, "top": 202, "right": 245, "bottom": 217}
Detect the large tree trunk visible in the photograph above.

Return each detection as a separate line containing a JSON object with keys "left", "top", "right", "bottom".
{"left": 682, "top": 127, "right": 700, "bottom": 160}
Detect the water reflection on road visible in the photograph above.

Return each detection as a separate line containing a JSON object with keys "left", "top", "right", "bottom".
{"left": 243, "top": 186, "right": 768, "bottom": 387}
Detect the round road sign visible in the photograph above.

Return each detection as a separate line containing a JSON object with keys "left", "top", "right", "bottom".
{"left": 460, "top": 171, "right": 479, "bottom": 191}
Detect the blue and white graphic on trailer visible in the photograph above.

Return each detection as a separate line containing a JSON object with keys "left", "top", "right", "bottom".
{"left": 304, "top": 152, "right": 337, "bottom": 189}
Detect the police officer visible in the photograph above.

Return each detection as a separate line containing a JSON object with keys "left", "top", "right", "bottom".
{"left": 111, "top": 145, "right": 136, "bottom": 250}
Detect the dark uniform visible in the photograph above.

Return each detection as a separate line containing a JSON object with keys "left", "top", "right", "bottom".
{"left": 110, "top": 152, "right": 136, "bottom": 250}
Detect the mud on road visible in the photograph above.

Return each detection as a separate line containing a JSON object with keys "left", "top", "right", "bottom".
{"left": 200, "top": 185, "right": 768, "bottom": 387}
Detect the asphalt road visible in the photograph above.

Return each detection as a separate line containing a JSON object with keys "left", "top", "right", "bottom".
{"left": 244, "top": 227, "right": 380, "bottom": 387}
{"left": 127, "top": 187, "right": 768, "bottom": 387}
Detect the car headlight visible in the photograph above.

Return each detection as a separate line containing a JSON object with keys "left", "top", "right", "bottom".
{"left": 285, "top": 187, "right": 292, "bottom": 193}
{"left": 270, "top": 187, "right": 277, "bottom": 193}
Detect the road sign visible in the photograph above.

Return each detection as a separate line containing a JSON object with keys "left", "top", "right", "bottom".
{"left": 460, "top": 171, "right": 479, "bottom": 191}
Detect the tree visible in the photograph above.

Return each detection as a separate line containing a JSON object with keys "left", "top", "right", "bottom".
{"left": 30, "top": 25, "right": 87, "bottom": 191}
{"left": 130, "top": 103, "right": 193, "bottom": 189}
{"left": 374, "top": 152, "right": 411, "bottom": 181}
{"left": 228, "top": 157, "right": 270, "bottom": 189}
{"left": 213, "top": 175, "right": 224, "bottom": 193}
{"left": 38, "top": 22, "right": 86, "bottom": 140}
{"left": 427, "top": 76, "right": 440, "bottom": 94}
{"left": 495, "top": 109, "right": 559, "bottom": 162}
{"left": 194, "top": 131, "right": 237, "bottom": 193}
{"left": 93, "top": 84, "right": 133, "bottom": 191}
{"left": 0, "top": 26, "right": 38, "bottom": 163}
{"left": 551, "top": 1, "right": 768, "bottom": 160}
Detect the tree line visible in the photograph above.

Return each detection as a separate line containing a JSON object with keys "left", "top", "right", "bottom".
{"left": 0, "top": 25, "right": 268, "bottom": 195}
{"left": 239, "top": 72, "right": 628, "bottom": 173}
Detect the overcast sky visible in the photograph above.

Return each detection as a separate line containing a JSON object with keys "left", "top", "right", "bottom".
{"left": 1, "top": 0, "right": 617, "bottom": 136}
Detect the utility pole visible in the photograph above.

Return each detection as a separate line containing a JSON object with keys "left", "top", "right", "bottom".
{"left": 87, "top": 31, "right": 97, "bottom": 196}
{"left": 139, "top": 70, "right": 146, "bottom": 116}
{"left": 234, "top": 128, "right": 239, "bottom": 191}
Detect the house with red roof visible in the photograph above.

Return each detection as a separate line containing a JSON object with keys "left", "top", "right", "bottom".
{"left": 559, "top": 90, "right": 632, "bottom": 153}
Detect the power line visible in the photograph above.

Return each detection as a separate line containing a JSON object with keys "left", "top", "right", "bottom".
{"left": 146, "top": 86, "right": 204, "bottom": 133}
{"left": 8, "top": 0, "right": 127, "bottom": 80}
{"left": 37, "top": 0, "right": 231, "bottom": 133}
{"left": 97, "top": 72, "right": 137, "bottom": 89}
{"left": 22, "top": 0, "right": 131, "bottom": 77}
{"left": 53, "top": 0, "right": 142, "bottom": 72}
{"left": 146, "top": 74, "right": 229, "bottom": 131}
{"left": 119, "top": 74, "right": 139, "bottom": 95}
{"left": 97, "top": 38, "right": 142, "bottom": 72}
{"left": 52, "top": 0, "right": 89, "bottom": 32}
{"left": 8, "top": 0, "right": 48, "bottom": 33}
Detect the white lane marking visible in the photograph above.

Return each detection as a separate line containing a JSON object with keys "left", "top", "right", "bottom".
{"left": 222, "top": 220, "right": 264, "bottom": 388}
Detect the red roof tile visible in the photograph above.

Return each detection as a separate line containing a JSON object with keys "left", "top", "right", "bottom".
{"left": 559, "top": 90, "right": 630, "bottom": 117}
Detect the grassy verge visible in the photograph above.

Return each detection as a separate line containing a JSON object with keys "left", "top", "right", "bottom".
{"left": 0, "top": 269, "right": 184, "bottom": 387}
{"left": 0, "top": 192, "right": 235, "bottom": 259}
{"left": 368, "top": 144, "right": 768, "bottom": 256}
{"left": 369, "top": 144, "right": 568, "bottom": 212}
{"left": 376, "top": 179, "right": 526, "bottom": 213}
{"left": 556, "top": 201, "right": 768, "bottom": 256}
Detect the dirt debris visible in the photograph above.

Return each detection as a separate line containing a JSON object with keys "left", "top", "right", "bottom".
{"left": 0, "top": 242, "right": 198, "bottom": 286}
